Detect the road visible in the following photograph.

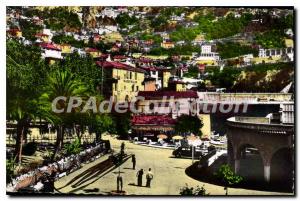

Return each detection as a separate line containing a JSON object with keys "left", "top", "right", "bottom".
{"left": 55, "top": 134, "right": 291, "bottom": 195}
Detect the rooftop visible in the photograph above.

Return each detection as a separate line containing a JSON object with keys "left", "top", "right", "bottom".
{"left": 138, "top": 90, "right": 198, "bottom": 99}
{"left": 40, "top": 43, "right": 61, "bottom": 51}
{"left": 96, "top": 61, "right": 146, "bottom": 73}
{"left": 131, "top": 115, "right": 176, "bottom": 126}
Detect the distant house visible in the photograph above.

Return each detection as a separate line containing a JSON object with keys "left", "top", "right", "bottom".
{"left": 285, "top": 38, "right": 294, "bottom": 48}
{"left": 58, "top": 43, "right": 73, "bottom": 54}
{"left": 194, "top": 43, "right": 220, "bottom": 66}
{"left": 85, "top": 48, "right": 102, "bottom": 58}
{"left": 258, "top": 48, "right": 293, "bottom": 60}
{"left": 40, "top": 42, "right": 62, "bottom": 64}
{"left": 170, "top": 14, "right": 185, "bottom": 22}
{"left": 35, "top": 33, "right": 50, "bottom": 43}
{"left": 176, "top": 40, "right": 185, "bottom": 46}
{"left": 42, "top": 29, "right": 53, "bottom": 42}
{"left": 93, "top": 34, "right": 102, "bottom": 43}
{"left": 111, "top": 45, "right": 120, "bottom": 52}
{"left": 161, "top": 41, "right": 175, "bottom": 49}
{"left": 100, "top": 7, "right": 120, "bottom": 19}
{"left": 144, "top": 39, "right": 154, "bottom": 46}
{"left": 168, "top": 80, "right": 187, "bottom": 91}
{"left": 7, "top": 28, "right": 22, "bottom": 38}
{"left": 192, "top": 34, "right": 205, "bottom": 46}
{"left": 140, "top": 66, "right": 161, "bottom": 90}
{"left": 97, "top": 26, "right": 118, "bottom": 35}
{"left": 285, "top": 28, "right": 294, "bottom": 37}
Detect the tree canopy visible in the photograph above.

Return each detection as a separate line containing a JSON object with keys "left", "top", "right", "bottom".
{"left": 175, "top": 114, "right": 203, "bottom": 136}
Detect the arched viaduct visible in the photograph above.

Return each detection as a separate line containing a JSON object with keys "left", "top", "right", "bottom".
{"left": 226, "top": 117, "right": 294, "bottom": 184}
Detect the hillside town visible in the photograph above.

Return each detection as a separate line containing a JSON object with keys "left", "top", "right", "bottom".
{"left": 6, "top": 6, "right": 295, "bottom": 195}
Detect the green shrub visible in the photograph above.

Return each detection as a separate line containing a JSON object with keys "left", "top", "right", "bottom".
{"left": 64, "top": 138, "right": 82, "bottom": 155}
{"left": 6, "top": 157, "right": 16, "bottom": 184}
{"left": 179, "top": 184, "right": 209, "bottom": 195}
{"left": 22, "top": 141, "right": 38, "bottom": 156}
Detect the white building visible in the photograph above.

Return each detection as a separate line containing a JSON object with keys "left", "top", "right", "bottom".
{"left": 258, "top": 48, "right": 294, "bottom": 61}
{"left": 280, "top": 102, "right": 294, "bottom": 124}
{"left": 285, "top": 28, "right": 294, "bottom": 37}
{"left": 42, "top": 28, "right": 53, "bottom": 42}
{"left": 41, "top": 43, "right": 62, "bottom": 59}
{"left": 193, "top": 43, "right": 220, "bottom": 66}
{"left": 101, "top": 7, "right": 120, "bottom": 19}
{"left": 96, "top": 26, "right": 118, "bottom": 34}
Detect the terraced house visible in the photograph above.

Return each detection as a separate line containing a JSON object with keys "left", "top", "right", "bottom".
{"left": 96, "top": 61, "right": 145, "bottom": 102}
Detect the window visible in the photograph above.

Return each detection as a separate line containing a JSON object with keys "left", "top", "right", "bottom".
{"left": 130, "top": 72, "right": 132, "bottom": 79}
{"left": 149, "top": 103, "right": 155, "bottom": 110}
{"left": 135, "top": 72, "right": 137, "bottom": 80}
{"left": 132, "top": 85, "right": 134, "bottom": 92}
{"left": 136, "top": 86, "right": 139, "bottom": 91}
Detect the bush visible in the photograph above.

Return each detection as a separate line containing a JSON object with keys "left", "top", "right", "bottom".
{"left": 64, "top": 138, "right": 82, "bottom": 155}
{"left": 6, "top": 157, "right": 16, "bottom": 184}
{"left": 179, "top": 184, "right": 209, "bottom": 195}
{"left": 22, "top": 141, "right": 38, "bottom": 156}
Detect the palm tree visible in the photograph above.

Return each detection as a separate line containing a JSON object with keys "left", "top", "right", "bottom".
{"left": 40, "top": 68, "right": 91, "bottom": 160}
{"left": 6, "top": 40, "right": 48, "bottom": 164}
{"left": 7, "top": 87, "right": 34, "bottom": 164}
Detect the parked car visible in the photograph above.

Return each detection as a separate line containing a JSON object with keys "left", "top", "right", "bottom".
{"left": 172, "top": 146, "right": 204, "bottom": 158}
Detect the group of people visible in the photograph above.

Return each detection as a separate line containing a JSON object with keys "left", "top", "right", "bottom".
{"left": 136, "top": 168, "right": 153, "bottom": 188}
{"left": 115, "top": 154, "right": 154, "bottom": 193}
{"left": 132, "top": 155, "right": 154, "bottom": 188}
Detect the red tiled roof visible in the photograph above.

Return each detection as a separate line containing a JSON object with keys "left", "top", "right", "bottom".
{"left": 137, "top": 57, "right": 153, "bottom": 63}
{"left": 163, "top": 42, "right": 174, "bottom": 45}
{"left": 138, "top": 90, "right": 198, "bottom": 99}
{"left": 40, "top": 43, "right": 61, "bottom": 51}
{"left": 35, "top": 33, "right": 49, "bottom": 37}
{"left": 7, "top": 29, "right": 21, "bottom": 33}
{"left": 132, "top": 115, "right": 176, "bottom": 125}
{"left": 85, "top": 48, "right": 100, "bottom": 52}
{"left": 96, "top": 61, "right": 146, "bottom": 74}
{"left": 113, "top": 55, "right": 127, "bottom": 60}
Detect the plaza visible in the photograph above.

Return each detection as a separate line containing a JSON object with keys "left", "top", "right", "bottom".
{"left": 54, "top": 134, "right": 291, "bottom": 195}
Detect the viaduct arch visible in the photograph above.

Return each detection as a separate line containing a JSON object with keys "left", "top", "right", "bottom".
{"left": 226, "top": 117, "right": 294, "bottom": 183}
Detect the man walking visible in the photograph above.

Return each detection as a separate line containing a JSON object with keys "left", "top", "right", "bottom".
{"left": 146, "top": 168, "right": 154, "bottom": 188}
{"left": 132, "top": 154, "right": 136, "bottom": 170}
{"left": 136, "top": 169, "right": 144, "bottom": 186}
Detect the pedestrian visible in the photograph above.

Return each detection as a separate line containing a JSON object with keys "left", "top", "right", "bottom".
{"left": 132, "top": 154, "right": 136, "bottom": 170}
{"left": 146, "top": 168, "right": 154, "bottom": 188}
{"left": 136, "top": 169, "right": 143, "bottom": 186}
{"left": 117, "top": 173, "right": 123, "bottom": 192}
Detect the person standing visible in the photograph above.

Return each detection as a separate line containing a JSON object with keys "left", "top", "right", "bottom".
{"left": 146, "top": 168, "right": 154, "bottom": 188}
{"left": 136, "top": 169, "right": 143, "bottom": 186}
{"left": 132, "top": 154, "right": 136, "bottom": 170}
{"left": 117, "top": 173, "right": 123, "bottom": 192}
